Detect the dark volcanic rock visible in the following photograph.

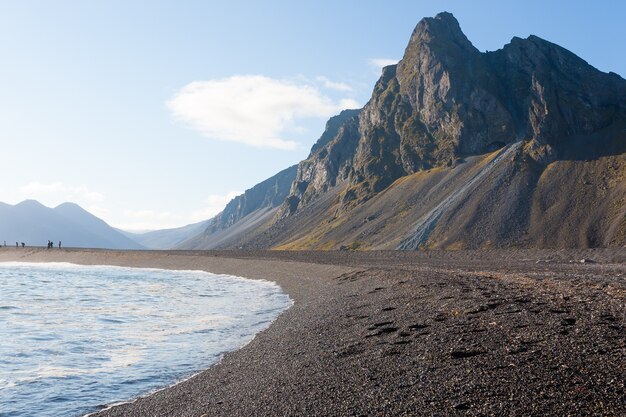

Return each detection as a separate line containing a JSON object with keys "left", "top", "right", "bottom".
{"left": 257, "top": 12, "right": 626, "bottom": 250}
{"left": 276, "top": 110, "right": 361, "bottom": 218}
{"left": 279, "top": 12, "right": 625, "bottom": 215}
{"left": 189, "top": 12, "right": 626, "bottom": 251}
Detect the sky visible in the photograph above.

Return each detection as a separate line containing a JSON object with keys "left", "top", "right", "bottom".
{"left": 1, "top": 0, "right": 624, "bottom": 231}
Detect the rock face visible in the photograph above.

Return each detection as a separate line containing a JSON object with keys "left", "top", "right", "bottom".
{"left": 280, "top": 12, "right": 626, "bottom": 218}
{"left": 185, "top": 12, "right": 626, "bottom": 250}
{"left": 209, "top": 165, "right": 297, "bottom": 233}
{"left": 276, "top": 109, "right": 361, "bottom": 218}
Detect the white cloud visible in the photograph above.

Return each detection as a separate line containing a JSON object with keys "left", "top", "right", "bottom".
{"left": 81, "top": 190, "right": 105, "bottom": 203}
{"left": 86, "top": 205, "right": 110, "bottom": 218}
{"left": 339, "top": 98, "right": 361, "bottom": 109}
{"left": 116, "top": 190, "right": 242, "bottom": 231}
{"left": 19, "top": 181, "right": 65, "bottom": 194}
{"left": 368, "top": 58, "right": 399, "bottom": 71}
{"left": 190, "top": 190, "right": 242, "bottom": 222}
{"left": 117, "top": 209, "right": 185, "bottom": 231}
{"left": 18, "top": 182, "right": 105, "bottom": 205}
{"left": 315, "top": 76, "right": 353, "bottom": 92}
{"left": 123, "top": 209, "right": 175, "bottom": 220}
{"left": 167, "top": 75, "right": 358, "bottom": 150}
{"left": 206, "top": 191, "right": 242, "bottom": 208}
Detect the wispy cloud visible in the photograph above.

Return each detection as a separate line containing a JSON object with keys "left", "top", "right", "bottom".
{"left": 368, "top": 58, "right": 399, "bottom": 72}
{"left": 190, "top": 190, "right": 242, "bottom": 222}
{"left": 123, "top": 209, "right": 175, "bottom": 219}
{"left": 117, "top": 190, "right": 243, "bottom": 231}
{"left": 315, "top": 76, "right": 353, "bottom": 92}
{"left": 117, "top": 209, "right": 185, "bottom": 231}
{"left": 18, "top": 182, "right": 105, "bottom": 205}
{"left": 86, "top": 205, "right": 110, "bottom": 218}
{"left": 167, "top": 75, "right": 359, "bottom": 150}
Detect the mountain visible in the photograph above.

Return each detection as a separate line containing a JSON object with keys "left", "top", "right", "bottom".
{"left": 0, "top": 200, "right": 144, "bottom": 249}
{"left": 179, "top": 165, "right": 298, "bottom": 249}
{"left": 184, "top": 12, "right": 626, "bottom": 250}
{"left": 119, "top": 220, "right": 209, "bottom": 250}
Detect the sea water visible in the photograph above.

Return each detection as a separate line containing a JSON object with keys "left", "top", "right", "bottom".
{"left": 0, "top": 262, "right": 292, "bottom": 417}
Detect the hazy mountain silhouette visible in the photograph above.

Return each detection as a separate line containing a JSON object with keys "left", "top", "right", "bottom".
{"left": 0, "top": 200, "right": 144, "bottom": 249}
{"left": 119, "top": 220, "right": 209, "bottom": 250}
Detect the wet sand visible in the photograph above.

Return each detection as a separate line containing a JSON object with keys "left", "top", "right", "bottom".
{"left": 1, "top": 248, "right": 624, "bottom": 416}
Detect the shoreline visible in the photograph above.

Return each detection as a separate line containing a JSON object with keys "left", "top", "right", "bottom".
{"left": 0, "top": 248, "right": 355, "bottom": 416}
{"left": 1, "top": 248, "right": 624, "bottom": 416}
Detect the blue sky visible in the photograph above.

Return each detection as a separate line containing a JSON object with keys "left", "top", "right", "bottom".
{"left": 1, "top": 1, "right": 624, "bottom": 230}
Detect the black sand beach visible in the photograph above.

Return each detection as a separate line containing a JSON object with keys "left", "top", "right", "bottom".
{"left": 1, "top": 248, "right": 624, "bottom": 416}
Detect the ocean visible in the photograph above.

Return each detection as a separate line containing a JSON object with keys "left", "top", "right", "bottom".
{"left": 0, "top": 262, "right": 292, "bottom": 417}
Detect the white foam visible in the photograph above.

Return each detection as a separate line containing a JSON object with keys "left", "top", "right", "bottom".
{"left": 0, "top": 262, "right": 293, "bottom": 417}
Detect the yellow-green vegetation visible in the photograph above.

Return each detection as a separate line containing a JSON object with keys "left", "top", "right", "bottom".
{"left": 446, "top": 240, "right": 467, "bottom": 250}
{"left": 348, "top": 241, "right": 362, "bottom": 250}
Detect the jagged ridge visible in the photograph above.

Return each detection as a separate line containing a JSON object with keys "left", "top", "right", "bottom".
{"left": 186, "top": 12, "right": 626, "bottom": 250}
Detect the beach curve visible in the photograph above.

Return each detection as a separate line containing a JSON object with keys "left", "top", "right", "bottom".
{"left": 0, "top": 248, "right": 624, "bottom": 416}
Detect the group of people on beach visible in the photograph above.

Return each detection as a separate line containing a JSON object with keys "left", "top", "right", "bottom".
{"left": 1, "top": 240, "right": 61, "bottom": 248}
{"left": 2, "top": 242, "right": 26, "bottom": 248}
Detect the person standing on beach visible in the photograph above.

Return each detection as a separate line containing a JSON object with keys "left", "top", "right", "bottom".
{"left": 58, "top": 241, "right": 61, "bottom": 249}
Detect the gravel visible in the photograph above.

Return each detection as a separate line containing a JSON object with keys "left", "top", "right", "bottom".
{"left": 1, "top": 248, "right": 623, "bottom": 416}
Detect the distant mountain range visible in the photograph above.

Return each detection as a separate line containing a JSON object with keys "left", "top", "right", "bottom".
{"left": 118, "top": 220, "right": 209, "bottom": 250}
{"left": 177, "top": 12, "right": 626, "bottom": 250}
{"left": 0, "top": 200, "right": 143, "bottom": 249}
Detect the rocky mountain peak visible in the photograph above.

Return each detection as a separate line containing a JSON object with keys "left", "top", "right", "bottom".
{"left": 310, "top": 109, "right": 361, "bottom": 154}
{"left": 271, "top": 12, "right": 626, "bottom": 232}
{"left": 489, "top": 33, "right": 626, "bottom": 153}
{"left": 406, "top": 12, "right": 476, "bottom": 54}
{"left": 398, "top": 12, "right": 479, "bottom": 97}
{"left": 275, "top": 109, "right": 361, "bottom": 219}
{"left": 183, "top": 13, "right": 625, "bottom": 252}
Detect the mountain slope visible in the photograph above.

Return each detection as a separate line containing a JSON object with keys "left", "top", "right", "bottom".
{"left": 120, "top": 220, "right": 209, "bottom": 250}
{"left": 0, "top": 200, "right": 144, "bottom": 249}
{"left": 222, "top": 12, "right": 625, "bottom": 250}
{"left": 179, "top": 165, "right": 298, "bottom": 249}
{"left": 281, "top": 13, "right": 625, "bottom": 214}
{"left": 258, "top": 142, "right": 624, "bottom": 250}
